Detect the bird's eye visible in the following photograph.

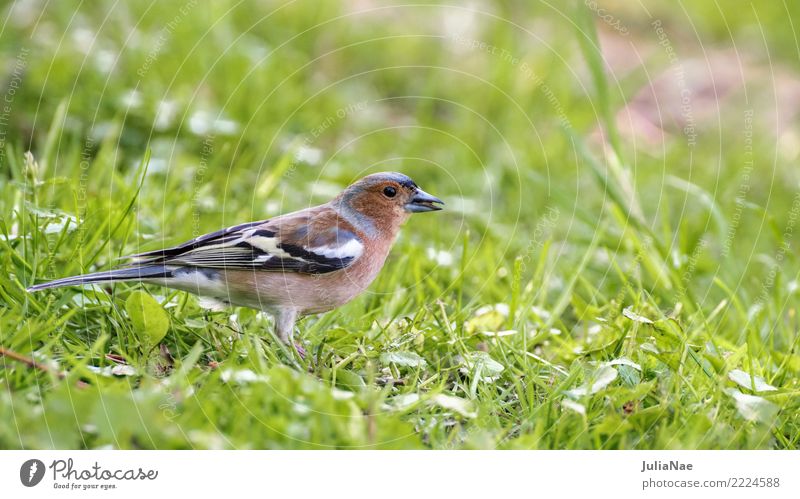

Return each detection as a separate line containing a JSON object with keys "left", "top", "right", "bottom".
{"left": 383, "top": 186, "right": 397, "bottom": 198}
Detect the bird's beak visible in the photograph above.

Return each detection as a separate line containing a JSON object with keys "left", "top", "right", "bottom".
{"left": 405, "top": 188, "right": 444, "bottom": 213}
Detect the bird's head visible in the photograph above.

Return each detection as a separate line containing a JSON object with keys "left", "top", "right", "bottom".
{"left": 335, "top": 172, "right": 444, "bottom": 235}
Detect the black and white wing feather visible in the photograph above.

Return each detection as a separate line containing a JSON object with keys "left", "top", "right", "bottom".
{"left": 128, "top": 211, "right": 364, "bottom": 275}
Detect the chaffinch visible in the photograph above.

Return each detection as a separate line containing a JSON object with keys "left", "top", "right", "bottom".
{"left": 28, "top": 172, "right": 444, "bottom": 353}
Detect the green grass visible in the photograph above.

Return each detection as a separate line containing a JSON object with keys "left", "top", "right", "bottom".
{"left": 1, "top": 0, "right": 799, "bottom": 449}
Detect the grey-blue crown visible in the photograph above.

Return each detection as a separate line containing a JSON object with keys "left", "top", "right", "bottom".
{"left": 358, "top": 171, "right": 418, "bottom": 189}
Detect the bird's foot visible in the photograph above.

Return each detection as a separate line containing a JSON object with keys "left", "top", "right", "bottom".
{"left": 294, "top": 342, "right": 307, "bottom": 360}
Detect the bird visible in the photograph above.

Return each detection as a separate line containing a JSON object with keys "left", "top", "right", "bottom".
{"left": 27, "top": 172, "right": 444, "bottom": 355}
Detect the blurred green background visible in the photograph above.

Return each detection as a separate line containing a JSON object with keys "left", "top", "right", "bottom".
{"left": 0, "top": 1, "right": 798, "bottom": 449}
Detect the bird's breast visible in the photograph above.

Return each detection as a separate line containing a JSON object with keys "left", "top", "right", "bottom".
{"left": 219, "top": 240, "right": 392, "bottom": 315}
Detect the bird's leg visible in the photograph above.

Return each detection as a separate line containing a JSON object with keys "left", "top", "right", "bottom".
{"left": 274, "top": 308, "right": 305, "bottom": 358}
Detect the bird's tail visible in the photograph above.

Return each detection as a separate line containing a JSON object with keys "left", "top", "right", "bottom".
{"left": 26, "top": 265, "right": 173, "bottom": 292}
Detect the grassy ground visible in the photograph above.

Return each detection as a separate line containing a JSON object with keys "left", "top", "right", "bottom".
{"left": 1, "top": 1, "right": 799, "bottom": 449}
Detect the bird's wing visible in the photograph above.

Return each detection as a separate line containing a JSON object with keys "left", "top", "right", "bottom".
{"left": 128, "top": 208, "right": 364, "bottom": 274}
